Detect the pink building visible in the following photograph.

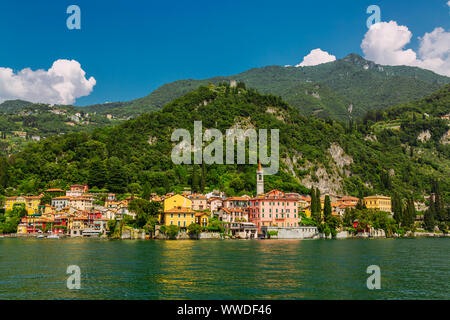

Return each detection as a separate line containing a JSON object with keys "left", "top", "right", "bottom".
{"left": 248, "top": 189, "right": 299, "bottom": 233}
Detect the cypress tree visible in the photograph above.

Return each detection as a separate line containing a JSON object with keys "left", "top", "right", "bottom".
{"left": 311, "top": 188, "right": 321, "bottom": 225}
{"left": 316, "top": 188, "right": 321, "bottom": 213}
{"left": 432, "top": 179, "right": 445, "bottom": 222}
{"left": 324, "top": 195, "right": 332, "bottom": 223}
{"left": 392, "top": 193, "right": 403, "bottom": 224}
{"left": 402, "top": 197, "right": 415, "bottom": 228}
{"left": 191, "top": 165, "right": 199, "bottom": 193}
{"left": 310, "top": 188, "right": 316, "bottom": 214}
{"left": 200, "top": 162, "right": 206, "bottom": 193}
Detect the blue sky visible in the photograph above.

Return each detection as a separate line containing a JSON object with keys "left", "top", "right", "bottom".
{"left": 0, "top": 0, "right": 449, "bottom": 105}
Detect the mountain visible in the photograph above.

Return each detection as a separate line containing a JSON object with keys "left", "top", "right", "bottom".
{"left": 86, "top": 54, "right": 449, "bottom": 119}
{"left": 1, "top": 83, "right": 448, "bottom": 204}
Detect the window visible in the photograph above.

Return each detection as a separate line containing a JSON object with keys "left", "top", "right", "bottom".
{"left": 178, "top": 221, "right": 180, "bottom": 226}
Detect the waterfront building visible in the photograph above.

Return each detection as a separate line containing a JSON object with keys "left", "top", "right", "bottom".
{"left": 162, "top": 206, "right": 196, "bottom": 228}
{"left": 218, "top": 207, "right": 248, "bottom": 223}
{"left": 195, "top": 212, "right": 210, "bottom": 227}
{"left": 363, "top": 195, "right": 392, "bottom": 212}
{"left": 229, "top": 222, "right": 257, "bottom": 239}
{"left": 5, "top": 195, "right": 42, "bottom": 215}
{"left": 248, "top": 189, "right": 299, "bottom": 233}
{"left": 71, "top": 216, "right": 89, "bottom": 237}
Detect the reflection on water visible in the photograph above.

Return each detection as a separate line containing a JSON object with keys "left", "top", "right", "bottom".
{"left": 0, "top": 238, "right": 448, "bottom": 299}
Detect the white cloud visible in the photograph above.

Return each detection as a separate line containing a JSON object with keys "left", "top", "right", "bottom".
{"left": 361, "top": 21, "right": 450, "bottom": 76}
{"left": 295, "top": 48, "right": 336, "bottom": 67}
{"left": 0, "top": 59, "right": 96, "bottom": 105}
{"left": 448, "top": 0, "right": 450, "bottom": 7}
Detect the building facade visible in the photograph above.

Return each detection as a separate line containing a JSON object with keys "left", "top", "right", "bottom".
{"left": 248, "top": 190, "right": 299, "bottom": 232}
{"left": 363, "top": 195, "right": 392, "bottom": 212}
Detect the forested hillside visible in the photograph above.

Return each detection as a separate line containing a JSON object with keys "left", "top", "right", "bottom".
{"left": 0, "top": 103, "right": 122, "bottom": 155}
{"left": 0, "top": 83, "right": 448, "bottom": 205}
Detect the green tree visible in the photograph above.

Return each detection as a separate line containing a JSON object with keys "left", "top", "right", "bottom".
{"left": 107, "top": 219, "right": 117, "bottom": 236}
{"left": 128, "top": 182, "right": 142, "bottom": 196}
{"left": 402, "top": 197, "right": 415, "bottom": 228}
{"left": 165, "top": 225, "right": 179, "bottom": 239}
{"left": 128, "top": 198, "right": 161, "bottom": 228}
{"left": 142, "top": 182, "right": 152, "bottom": 200}
{"left": 187, "top": 223, "right": 203, "bottom": 236}
{"left": 323, "top": 195, "right": 332, "bottom": 223}
{"left": 310, "top": 188, "right": 321, "bottom": 225}
{"left": 424, "top": 207, "right": 435, "bottom": 232}
{"left": 191, "top": 165, "right": 199, "bottom": 193}
{"left": 392, "top": 193, "right": 403, "bottom": 224}
{"left": 106, "top": 157, "right": 127, "bottom": 193}
{"left": 88, "top": 158, "right": 107, "bottom": 189}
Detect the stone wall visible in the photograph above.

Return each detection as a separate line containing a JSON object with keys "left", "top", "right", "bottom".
{"left": 199, "top": 232, "right": 221, "bottom": 239}
{"left": 261, "top": 226, "right": 318, "bottom": 239}
{"left": 121, "top": 227, "right": 146, "bottom": 240}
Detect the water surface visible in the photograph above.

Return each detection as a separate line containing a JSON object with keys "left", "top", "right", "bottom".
{"left": 0, "top": 238, "right": 448, "bottom": 299}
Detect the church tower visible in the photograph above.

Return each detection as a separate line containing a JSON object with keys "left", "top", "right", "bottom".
{"left": 256, "top": 161, "right": 264, "bottom": 195}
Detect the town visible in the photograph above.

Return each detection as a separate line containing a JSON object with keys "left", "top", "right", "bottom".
{"left": 1, "top": 163, "right": 396, "bottom": 240}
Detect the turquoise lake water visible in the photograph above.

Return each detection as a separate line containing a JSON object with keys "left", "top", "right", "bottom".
{"left": 0, "top": 238, "right": 448, "bottom": 299}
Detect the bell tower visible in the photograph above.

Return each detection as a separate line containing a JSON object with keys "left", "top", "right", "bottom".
{"left": 256, "top": 161, "right": 264, "bottom": 195}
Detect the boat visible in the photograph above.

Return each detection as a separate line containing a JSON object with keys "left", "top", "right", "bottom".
{"left": 47, "top": 234, "right": 60, "bottom": 239}
{"left": 36, "top": 235, "right": 45, "bottom": 239}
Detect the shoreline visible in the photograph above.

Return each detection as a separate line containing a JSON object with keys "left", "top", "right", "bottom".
{"left": 1, "top": 232, "right": 448, "bottom": 240}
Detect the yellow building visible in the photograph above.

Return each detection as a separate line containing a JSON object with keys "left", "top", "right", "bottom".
{"left": 17, "top": 224, "right": 28, "bottom": 234}
{"left": 163, "top": 194, "right": 192, "bottom": 212}
{"left": 162, "top": 207, "right": 196, "bottom": 228}
{"left": 303, "top": 207, "right": 312, "bottom": 218}
{"left": 363, "top": 195, "right": 392, "bottom": 212}
{"left": 195, "top": 212, "right": 210, "bottom": 227}
{"left": 5, "top": 195, "right": 42, "bottom": 215}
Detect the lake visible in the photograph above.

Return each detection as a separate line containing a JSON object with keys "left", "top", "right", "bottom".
{"left": 0, "top": 238, "right": 448, "bottom": 299}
